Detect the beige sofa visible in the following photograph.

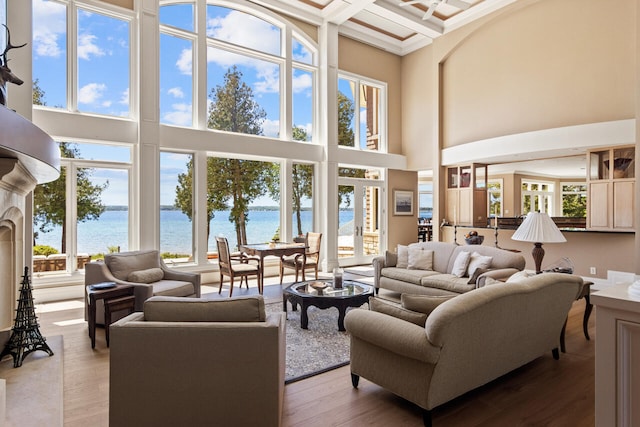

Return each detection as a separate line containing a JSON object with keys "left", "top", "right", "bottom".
{"left": 373, "top": 242, "right": 526, "bottom": 296}
{"left": 109, "top": 295, "right": 286, "bottom": 427}
{"left": 85, "top": 250, "right": 201, "bottom": 323}
{"left": 344, "top": 272, "right": 583, "bottom": 427}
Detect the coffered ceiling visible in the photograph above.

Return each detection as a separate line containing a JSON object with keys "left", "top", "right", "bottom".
{"left": 251, "top": 0, "right": 517, "bottom": 55}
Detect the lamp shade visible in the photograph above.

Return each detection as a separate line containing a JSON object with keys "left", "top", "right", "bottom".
{"left": 511, "top": 212, "right": 566, "bottom": 243}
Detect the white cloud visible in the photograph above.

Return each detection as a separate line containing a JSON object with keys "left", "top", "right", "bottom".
{"left": 101, "top": 100, "right": 112, "bottom": 107}
{"left": 163, "top": 103, "right": 193, "bottom": 127}
{"left": 206, "top": 11, "right": 281, "bottom": 94}
{"left": 293, "top": 72, "right": 312, "bottom": 94}
{"left": 120, "top": 88, "right": 130, "bottom": 105}
{"left": 168, "top": 87, "right": 184, "bottom": 98}
{"left": 78, "top": 33, "right": 105, "bottom": 60}
{"left": 262, "top": 118, "right": 280, "bottom": 138}
{"left": 78, "top": 83, "right": 107, "bottom": 104}
{"left": 207, "top": 11, "right": 280, "bottom": 56}
{"left": 176, "top": 48, "right": 192, "bottom": 75}
{"left": 32, "top": 0, "right": 66, "bottom": 58}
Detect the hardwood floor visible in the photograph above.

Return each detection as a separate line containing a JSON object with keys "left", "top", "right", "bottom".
{"left": 36, "top": 279, "right": 595, "bottom": 427}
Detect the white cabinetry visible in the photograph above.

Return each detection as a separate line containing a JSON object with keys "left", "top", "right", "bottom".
{"left": 592, "top": 284, "right": 640, "bottom": 427}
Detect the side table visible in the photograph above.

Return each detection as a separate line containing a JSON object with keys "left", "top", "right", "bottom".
{"left": 560, "top": 280, "right": 593, "bottom": 353}
{"left": 86, "top": 283, "right": 135, "bottom": 349}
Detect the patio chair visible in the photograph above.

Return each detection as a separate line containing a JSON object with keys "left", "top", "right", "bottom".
{"left": 216, "top": 236, "right": 261, "bottom": 297}
{"left": 279, "top": 232, "right": 322, "bottom": 284}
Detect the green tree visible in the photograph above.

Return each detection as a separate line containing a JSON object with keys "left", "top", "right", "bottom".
{"left": 337, "top": 91, "right": 355, "bottom": 147}
{"left": 176, "top": 66, "right": 277, "bottom": 247}
{"left": 33, "top": 142, "right": 108, "bottom": 253}
{"left": 292, "top": 127, "right": 313, "bottom": 236}
{"left": 336, "top": 91, "right": 365, "bottom": 207}
{"left": 562, "top": 185, "right": 587, "bottom": 217}
{"left": 33, "top": 79, "right": 46, "bottom": 106}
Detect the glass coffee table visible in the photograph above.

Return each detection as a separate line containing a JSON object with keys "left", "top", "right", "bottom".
{"left": 282, "top": 280, "right": 373, "bottom": 331}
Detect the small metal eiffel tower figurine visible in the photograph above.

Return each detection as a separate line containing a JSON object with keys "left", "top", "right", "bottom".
{"left": 0, "top": 267, "right": 53, "bottom": 368}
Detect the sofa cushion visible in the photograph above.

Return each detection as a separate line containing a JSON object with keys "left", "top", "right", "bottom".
{"left": 451, "top": 251, "right": 471, "bottom": 277}
{"left": 128, "top": 267, "right": 164, "bottom": 284}
{"left": 401, "top": 294, "right": 454, "bottom": 315}
{"left": 106, "top": 250, "right": 162, "bottom": 281}
{"left": 382, "top": 267, "right": 440, "bottom": 285}
{"left": 152, "top": 280, "right": 197, "bottom": 298}
{"left": 408, "top": 247, "right": 433, "bottom": 271}
{"left": 420, "top": 274, "right": 476, "bottom": 293}
{"left": 397, "top": 245, "right": 409, "bottom": 268}
{"left": 369, "top": 297, "right": 427, "bottom": 326}
{"left": 467, "top": 252, "right": 493, "bottom": 277}
{"left": 144, "top": 295, "right": 266, "bottom": 322}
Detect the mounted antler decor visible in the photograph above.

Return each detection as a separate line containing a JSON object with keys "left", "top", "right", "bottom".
{"left": 0, "top": 24, "right": 27, "bottom": 106}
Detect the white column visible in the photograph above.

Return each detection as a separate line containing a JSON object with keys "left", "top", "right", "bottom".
{"left": 137, "top": 0, "right": 160, "bottom": 250}
{"left": 318, "top": 22, "right": 339, "bottom": 272}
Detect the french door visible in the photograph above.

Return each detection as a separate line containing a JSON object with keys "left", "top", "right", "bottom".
{"left": 337, "top": 178, "right": 383, "bottom": 266}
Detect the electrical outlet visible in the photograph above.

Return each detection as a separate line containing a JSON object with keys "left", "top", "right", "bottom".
{"left": 590, "top": 267, "right": 596, "bottom": 275}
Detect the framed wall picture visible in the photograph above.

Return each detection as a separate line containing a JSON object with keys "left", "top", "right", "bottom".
{"left": 393, "top": 190, "right": 414, "bottom": 216}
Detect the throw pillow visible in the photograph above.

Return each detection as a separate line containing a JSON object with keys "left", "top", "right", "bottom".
{"left": 369, "top": 297, "right": 428, "bottom": 326}
{"left": 506, "top": 270, "right": 536, "bottom": 283}
{"left": 396, "top": 245, "right": 409, "bottom": 269}
{"left": 385, "top": 250, "right": 398, "bottom": 267}
{"left": 467, "top": 252, "right": 493, "bottom": 278}
{"left": 408, "top": 247, "right": 434, "bottom": 270}
{"left": 401, "top": 294, "right": 453, "bottom": 315}
{"left": 127, "top": 267, "right": 164, "bottom": 284}
{"left": 451, "top": 251, "right": 471, "bottom": 277}
{"left": 467, "top": 267, "right": 492, "bottom": 285}
{"left": 480, "top": 276, "right": 502, "bottom": 286}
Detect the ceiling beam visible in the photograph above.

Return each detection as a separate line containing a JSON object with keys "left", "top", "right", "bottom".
{"left": 368, "top": 2, "right": 444, "bottom": 38}
{"left": 322, "top": 0, "right": 377, "bottom": 25}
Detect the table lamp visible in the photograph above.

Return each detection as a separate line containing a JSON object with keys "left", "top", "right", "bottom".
{"left": 511, "top": 212, "right": 566, "bottom": 274}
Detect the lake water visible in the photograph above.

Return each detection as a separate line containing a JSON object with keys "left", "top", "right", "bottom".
{"left": 35, "top": 209, "right": 355, "bottom": 255}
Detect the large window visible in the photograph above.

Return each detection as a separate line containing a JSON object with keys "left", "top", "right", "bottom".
{"left": 33, "top": 142, "right": 132, "bottom": 274}
{"left": 561, "top": 183, "right": 587, "bottom": 217}
{"left": 418, "top": 181, "right": 433, "bottom": 219}
{"left": 337, "top": 75, "right": 385, "bottom": 151}
{"left": 488, "top": 180, "right": 502, "bottom": 218}
{"left": 521, "top": 180, "right": 554, "bottom": 215}
{"left": 160, "top": 152, "right": 194, "bottom": 262}
{"left": 33, "top": 0, "right": 132, "bottom": 117}
{"left": 159, "top": 2, "right": 317, "bottom": 141}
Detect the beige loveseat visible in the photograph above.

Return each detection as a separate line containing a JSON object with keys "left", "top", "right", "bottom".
{"left": 109, "top": 295, "right": 286, "bottom": 427}
{"left": 85, "top": 250, "right": 201, "bottom": 323}
{"left": 373, "top": 242, "right": 526, "bottom": 296}
{"left": 344, "top": 272, "right": 583, "bottom": 426}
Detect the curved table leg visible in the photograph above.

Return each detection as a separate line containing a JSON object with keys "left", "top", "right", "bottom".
{"left": 583, "top": 295, "right": 593, "bottom": 340}
{"left": 337, "top": 306, "right": 347, "bottom": 332}
{"left": 300, "top": 302, "right": 309, "bottom": 329}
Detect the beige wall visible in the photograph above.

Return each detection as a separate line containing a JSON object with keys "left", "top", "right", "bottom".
{"left": 103, "top": 0, "right": 133, "bottom": 10}
{"left": 339, "top": 37, "right": 403, "bottom": 155}
{"left": 401, "top": 45, "right": 436, "bottom": 170}
{"left": 440, "top": 0, "right": 635, "bottom": 147}
{"left": 387, "top": 169, "right": 418, "bottom": 250}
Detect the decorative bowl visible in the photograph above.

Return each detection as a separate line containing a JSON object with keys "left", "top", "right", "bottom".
{"left": 465, "top": 235, "right": 484, "bottom": 245}
{"left": 309, "top": 281, "right": 329, "bottom": 295}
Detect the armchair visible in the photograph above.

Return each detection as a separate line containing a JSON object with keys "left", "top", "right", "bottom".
{"left": 109, "top": 295, "right": 285, "bottom": 427}
{"left": 279, "top": 232, "right": 322, "bottom": 283}
{"left": 84, "top": 249, "right": 200, "bottom": 324}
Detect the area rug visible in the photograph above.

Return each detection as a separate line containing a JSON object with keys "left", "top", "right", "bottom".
{"left": 265, "top": 302, "right": 352, "bottom": 384}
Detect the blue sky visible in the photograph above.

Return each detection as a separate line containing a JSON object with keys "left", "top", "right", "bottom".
{"left": 31, "top": 1, "right": 316, "bottom": 207}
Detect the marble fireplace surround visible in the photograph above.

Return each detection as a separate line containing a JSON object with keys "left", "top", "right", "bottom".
{"left": 0, "top": 105, "right": 59, "bottom": 338}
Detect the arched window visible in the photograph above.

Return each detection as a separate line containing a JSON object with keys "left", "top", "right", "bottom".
{"left": 159, "top": 1, "right": 317, "bottom": 142}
